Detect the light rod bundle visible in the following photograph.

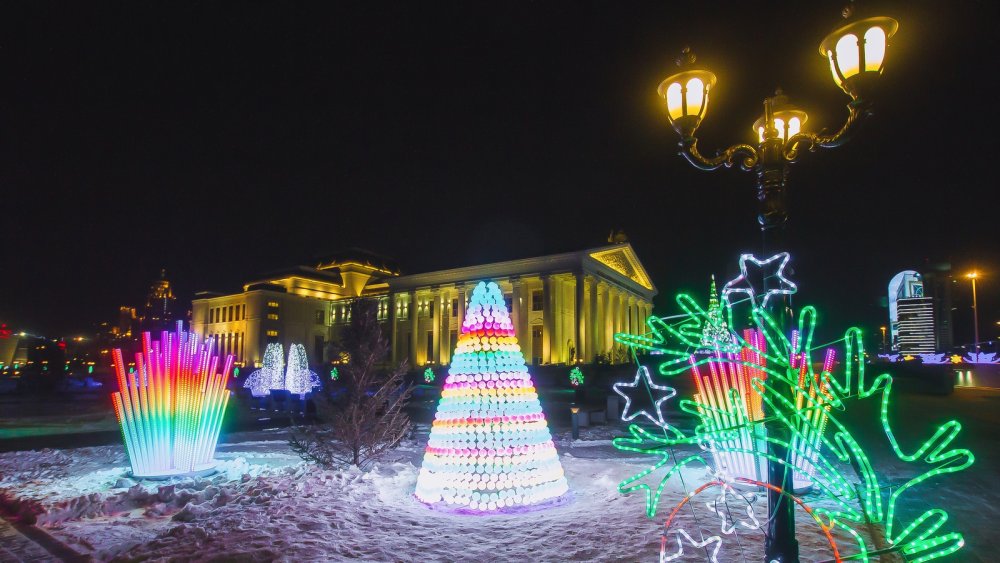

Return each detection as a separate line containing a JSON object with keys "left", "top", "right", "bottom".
{"left": 111, "top": 323, "right": 233, "bottom": 478}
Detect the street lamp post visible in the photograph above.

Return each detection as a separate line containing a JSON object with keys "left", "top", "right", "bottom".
{"left": 655, "top": 6, "right": 897, "bottom": 563}
{"left": 880, "top": 325, "right": 887, "bottom": 352}
{"left": 967, "top": 272, "right": 980, "bottom": 353}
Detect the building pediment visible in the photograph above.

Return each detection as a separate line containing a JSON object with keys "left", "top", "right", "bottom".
{"left": 587, "top": 245, "right": 654, "bottom": 291}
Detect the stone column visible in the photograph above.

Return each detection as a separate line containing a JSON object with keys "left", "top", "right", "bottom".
{"left": 431, "top": 289, "right": 440, "bottom": 365}
{"left": 389, "top": 292, "right": 399, "bottom": 364}
{"left": 511, "top": 278, "right": 523, "bottom": 341}
{"left": 457, "top": 285, "right": 467, "bottom": 334}
{"left": 439, "top": 289, "right": 450, "bottom": 364}
{"left": 629, "top": 297, "right": 639, "bottom": 335}
{"left": 587, "top": 276, "right": 598, "bottom": 363}
{"left": 594, "top": 282, "right": 604, "bottom": 356}
{"left": 575, "top": 272, "right": 585, "bottom": 364}
{"left": 408, "top": 290, "right": 418, "bottom": 368}
{"left": 542, "top": 275, "right": 554, "bottom": 364}
{"left": 553, "top": 277, "right": 563, "bottom": 363}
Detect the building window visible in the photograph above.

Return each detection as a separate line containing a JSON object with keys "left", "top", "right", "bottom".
{"left": 228, "top": 305, "right": 234, "bottom": 322}
{"left": 266, "top": 330, "right": 279, "bottom": 337}
{"left": 268, "top": 301, "right": 279, "bottom": 308}
{"left": 426, "top": 330, "right": 434, "bottom": 363}
{"left": 531, "top": 290, "right": 543, "bottom": 311}
{"left": 241, "top": 304, "right": 246, "bottom": 320}
{"left": 315, "top": 310, "right": 325, "bottom": 324}
{"left": 451, "top": 298, "right": 458, "bottom": 317}
{"left": 429, "top": 300, "right": 434, "bottom": 319}
{"left": 268, "top": 313, "right": 279, "bottom": 321}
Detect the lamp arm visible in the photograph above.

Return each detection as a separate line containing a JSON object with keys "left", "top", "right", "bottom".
{"left": 679, "top": 137, "right": 759, "bottom": 172}
{"left": 783, "top": 100, "right": 871, "bottom": 160}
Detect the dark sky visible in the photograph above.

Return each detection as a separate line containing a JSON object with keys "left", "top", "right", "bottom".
{"left": 3, "top": 0, "right": 998, "bottom": 347}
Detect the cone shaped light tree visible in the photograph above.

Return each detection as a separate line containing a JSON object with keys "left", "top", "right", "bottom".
{"left": 415, "top": 281, "right": 569, "bottom": 512}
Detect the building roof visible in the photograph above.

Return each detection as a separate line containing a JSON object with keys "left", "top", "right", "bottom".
{"left": 387, "top": 242, "right": 656, "bottom": 299}
{"left": 313, "top": 247, "right": 400, "bottom": 276}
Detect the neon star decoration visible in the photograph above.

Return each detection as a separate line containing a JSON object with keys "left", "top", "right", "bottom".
{"left": 111, "top": 323, "right": 232, "bottom": 478}
{"left": 613, "top": 366, "right": 676, "bottom": 429}
{"left": 610, "top": 252, "right": 974, "bottom": 563}
{"left": 721, "top": 252, "right": 797, "bottom": 309}
{"left": 415, "top": 281, "right": 568, "bottom": 512}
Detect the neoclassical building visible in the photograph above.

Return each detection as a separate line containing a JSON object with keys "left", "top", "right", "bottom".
{"left": 191, "top": 243, "right": 656, "bottom": 368}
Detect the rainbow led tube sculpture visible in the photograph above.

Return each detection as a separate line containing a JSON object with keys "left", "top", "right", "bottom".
{"left": 691, "top": 328, "right": 832, "bottom": 492}
{"left": 111, "top": 323, "right": 233, "bottom": 478}
{"left": 415, "top": 281, "right": 569, "bottom": 512}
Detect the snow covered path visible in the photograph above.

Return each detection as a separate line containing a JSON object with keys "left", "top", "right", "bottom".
{"left": 0, "top": 421, "right": 979, "bottom": 562}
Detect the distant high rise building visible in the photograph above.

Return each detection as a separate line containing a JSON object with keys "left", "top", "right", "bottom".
{"left": 888, "top": 270, "right": 936, "bottom": 354}
{"left": 141, "top": 269, "right": 177, "bottom": 333}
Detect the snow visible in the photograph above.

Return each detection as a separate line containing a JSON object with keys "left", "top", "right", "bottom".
{"left": 0, "top": 423, "right": 980, "bottom": 562}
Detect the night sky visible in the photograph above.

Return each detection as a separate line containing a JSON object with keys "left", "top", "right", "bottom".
{"left": 3, "top": 0, "right": 997, "bottom": 347}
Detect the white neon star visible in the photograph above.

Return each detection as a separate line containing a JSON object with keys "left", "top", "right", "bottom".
{"left": 613, "top": 366, "right": 676, "bottom": 428}
{"left": 721, "top": 252, "right": 797, "bottom": 310}
{"left": 660, "top": 529, "right": 722, "bottom": 563}
{"left": 706, "top": 484, "right": 761, "bottom": 535}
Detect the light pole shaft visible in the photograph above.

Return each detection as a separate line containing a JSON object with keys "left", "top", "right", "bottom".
{"left": 759, "top": 96, "right": 799, "bottom": 563}
{"left": 971, "top": 278, "right": 979, "bottom": 353}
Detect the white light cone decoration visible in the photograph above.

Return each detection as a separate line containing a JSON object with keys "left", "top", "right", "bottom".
{"left": 243, "top": 342, "right": 284, "bottom": 397}
{"left": 415, "top": 281, "right": 569, "bottom": 512}
{"left": 285, "top": 343, "right": 321, "bottom": 398}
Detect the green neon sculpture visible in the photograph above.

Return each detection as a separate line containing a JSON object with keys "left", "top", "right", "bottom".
{"left": 611, "top": 253, "right": 974, "bottom": 563}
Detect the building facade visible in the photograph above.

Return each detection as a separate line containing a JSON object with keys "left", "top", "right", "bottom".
{"left": 191, "top": 243, "right": 656, "bottom": 368}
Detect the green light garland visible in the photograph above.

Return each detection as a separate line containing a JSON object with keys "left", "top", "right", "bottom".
{"left": 610, "top": 253, "right": 974, "bottom": 563}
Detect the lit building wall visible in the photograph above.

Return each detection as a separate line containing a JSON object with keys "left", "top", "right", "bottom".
{"left": 896, "top": 297, "right": 936, "bottom": 354}
{"left": 190, "top": 243, "right": 656, "bottom": 370}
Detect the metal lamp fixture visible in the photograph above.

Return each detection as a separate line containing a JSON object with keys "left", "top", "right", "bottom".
{"left": 656, "top": 8, "right": 899, "bottom": 237}
{"left": 653, "top": 5, "right": 898, "bottom": 562}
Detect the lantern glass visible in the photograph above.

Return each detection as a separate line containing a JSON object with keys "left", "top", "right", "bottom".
{"left": 834, "top": 34, "right": 861, "bottom": 80}
{"left": 685, "top": 77, "right": 706, "bottom": 117}
{"left": 864, "top": 26, "right": 887, "bottom": 71}
{"left": 666, "top": 82, "right": 684, "bottom": 120}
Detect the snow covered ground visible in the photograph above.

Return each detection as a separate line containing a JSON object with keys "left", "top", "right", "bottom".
{"left": 0, "top": 422, "right": 912, "bottom": 562}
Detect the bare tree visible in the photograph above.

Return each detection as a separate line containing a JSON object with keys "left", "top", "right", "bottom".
{"left": 289, "top": 299, "right": 412, "bottom": 468}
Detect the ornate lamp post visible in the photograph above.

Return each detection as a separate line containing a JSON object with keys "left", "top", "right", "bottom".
{"left": 656, "top": 6, "right": 898, "bottom": 562}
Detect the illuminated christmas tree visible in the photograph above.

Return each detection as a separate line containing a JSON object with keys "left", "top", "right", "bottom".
{"left": 699, "top": 274, "right": 736, "bottom": 352}
{"left": 415, "top": 281, "right": 569, "bottom": 512}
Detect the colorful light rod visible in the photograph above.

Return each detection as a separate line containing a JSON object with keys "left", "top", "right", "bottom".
{"left": 111, "top": 323, "right": 233, "bottom": 478}
{"left": 415, "top": 281, "right": 568, "bottom": 512}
